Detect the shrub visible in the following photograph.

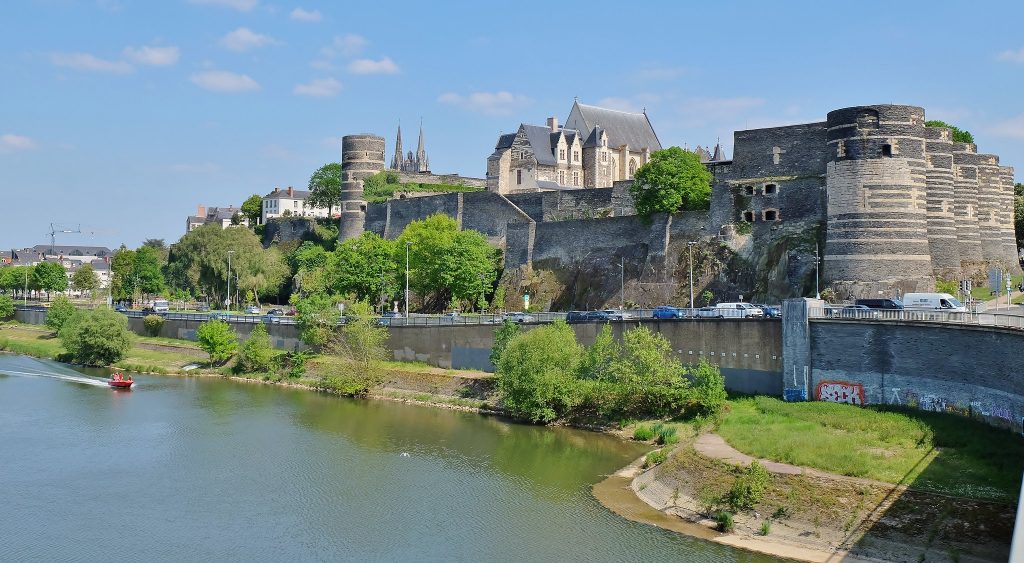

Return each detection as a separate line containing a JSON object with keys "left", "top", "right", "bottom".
{"left": 237, "top": 323, "right": 275, "bottom": 373}
{"left": 196, "top": 319, "right": 238, "bottom": 365}
{"left": 0, "top": 295, "right": 14, "bottom": 320}
{"left": 45, "top": 296, "right": 77, "bottom": 332}
{"left": 714, "top": 511, "right": 735, "bottom": 533}
{"left": 489, "top": 319, "right": 520, "bottom": 367}
{"left": 603, "top": 326, "right": 691, "bottom": 418}
{"left": 643, "top": 449, "right": 668, "bottom": 468}
{"left": 286, "top": 350, "right": 307, "bottom": 379}
{"left": 578, "top": 324, "right": 619, "bottom": 380}
{"left": 143, "top": 314, "right": 165, "bottom": 337}
{"left": 496, "top": 321, "right": 583, "bottom": 423}
{"left": 759, "top": 520, "right": 771, "bottom": 536}
{"left": 688, "top": 360, "right": 727, "bottom": 416}
{"left": 633, "top": 425, "right": 656, "bottom": 441}
{"left": 726, "top": 460, "right": 772, "bottom": 512}
{"left": 58, "top": 308, "right": 133, "bottom": 366}
{"left": 654, "top": 424, "right": 679, "bottom": 445}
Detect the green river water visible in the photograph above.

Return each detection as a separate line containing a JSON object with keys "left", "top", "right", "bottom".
{"left": 0, "top": 354, "right": 777, "bottom": 562}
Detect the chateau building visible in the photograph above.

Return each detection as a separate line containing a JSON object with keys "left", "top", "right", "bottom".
{"left": 486, "top": 101, "right": 662, "bottom": 194}
{"left": 186, "top": 204, "right": 250, "bottom": 234}
{"left": 390, "top": 123, "right": 429, "bottom": 173}
{"left": 261, "top": 187, "right": 332, "bottom": 223}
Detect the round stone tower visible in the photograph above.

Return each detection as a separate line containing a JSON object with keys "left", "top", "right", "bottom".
{"left": 824, "top": 105, "right": 934, "bottom": 298}
{"left": 975, "top": 153, "right": 1005, "bottom": 265}
{"left": 952, "top": 143, "right": 985, "bottom": 275}
{"left": 338, "top": 134, "right": 385, "bottom": 242}
{"left": 922, "top": 126, "right": 960, "bottom": 278}
{"left": 1000, "top": 165, "right": 1023, "bottom": 274}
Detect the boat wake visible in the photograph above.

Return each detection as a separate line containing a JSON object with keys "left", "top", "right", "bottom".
{"left": 0, "top": 358, "right": 111, "bottom": 387}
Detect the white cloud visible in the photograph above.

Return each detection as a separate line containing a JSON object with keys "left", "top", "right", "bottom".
{"left": 348, "top": 57, "right": 399, "bottom": 74}
{"left": 322, "top": 34, "right": 366, "bottom": 58}
{"left": 997, "top": 48, "right": 1024, "bottom": 63}
{"left": 437, "top": 91, "right": 531, "bottom": 116}
{"left": 123, "top": 45, "right": 180, "bottom": 66}
{"left": 595, "top": 97, "right": 642, "bottom": 113}
{"left": 293, "top": 77, "right": 342, "bottom": 97}
{"left": 190, "top": 70, "right": 260, "bottom": 92}
{"left": 290, "top": 7, "right": 322, "bottom": 22}
{"left": 50, "top": 52, "right": 132, "bottom": 74}
{"left": 188, "top": 0, "right": 257, "bottom": 11}
{"left": 989, "top": 114, "right": 1024, "bottom": 139}
{"left": 221, "top": 27, "right": 279, "bottom": 52}
{"left": 0, "top": 134, "right": 36, "bottom": 152}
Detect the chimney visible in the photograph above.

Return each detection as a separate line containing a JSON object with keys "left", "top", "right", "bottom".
{"left": 547, "top": 117, "right": 559, "bottom": 132}
{"left": 287, "top": 186, "right": 294, "bottom": 197}
{"left": 197, "top": 205, "right": 206, "bottom": 218}
{"left": 273, "top": 187, "right": 280, "bottom": 194}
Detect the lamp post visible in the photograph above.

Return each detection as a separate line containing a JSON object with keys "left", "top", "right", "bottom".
{"left": 814, "top": 243, "right": 821, "bottom": 299}
{"left": 404, "top": 242, "right": 411, "bottom": 318}
{"left": 687, "top": 241, "right": 697, "bottom": 310}
{"left": 227, "top": 250, "right": 235, "bottom": 312}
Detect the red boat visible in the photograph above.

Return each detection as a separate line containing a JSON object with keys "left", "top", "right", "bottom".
{"left": 108, "top": 372, "right": 134, "bottom": 389}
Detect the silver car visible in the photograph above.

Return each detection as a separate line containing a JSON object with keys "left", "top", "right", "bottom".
{"left": 503, "top": 312, "right": 536, "bottom": 323}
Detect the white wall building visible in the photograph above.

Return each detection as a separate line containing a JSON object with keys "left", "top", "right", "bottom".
{"left": 261, "top": 187, "right": 332, "bottom": 223}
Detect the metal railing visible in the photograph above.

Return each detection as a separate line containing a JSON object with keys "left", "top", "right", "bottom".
{"left": 809, "top": 307, "right": 1024, "bottom": 330}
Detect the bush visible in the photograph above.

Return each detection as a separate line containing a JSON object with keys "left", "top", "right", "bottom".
{"left": 237, "top": 323, "right": 275, "bottom": 373}
{"left": 58, "top": 308, "right": 133, "bottom": 366}
{"left": 714, "top": 511, "right": 735, "bottom": 533}
{"left": 286, "top": 350, "right": 307, "bottom": 379}
{"left": 688, "top": 360, "right": 727, "bottom": 416}
{"left": 0, "top": 295, "right": 14, "bottom": 320}
{"left": 726, "top": 460, "right": 772, "bottom": 512}
{"left": 143, "top": 314, "right": 165, "bottom": 337}
{"left": 196, "top": 319, "right": 238, "bottom": 365}
{"left": 643, "top": 449, "right": 668, "bottom": 468}
{"left": 45, "top": 296, "right": 77, "bottom": 332}
{"left": 654, "top": 423, "right": 679, "bottom": 445}
{"left": 633, "top": 425, "right": 656, "bottom": 441}
{"left": 489, "top": 319, "right": 520, "bottom": 367}
{"left": 759, "top": 520, "right": 771, "bottom": 536}
{"left": 495, "top": 321, "right": 583, "bottom": 423}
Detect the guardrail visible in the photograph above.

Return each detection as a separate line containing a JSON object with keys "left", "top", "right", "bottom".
{"left": 809, "top": 307, "right": 1024, "bottom": 330}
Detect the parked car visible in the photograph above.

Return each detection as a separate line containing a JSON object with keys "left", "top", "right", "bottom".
{"left": 503, "top": 312, "right": 536, "bottom": 323}
{"left": 603, "top": 309, "right": 633, "bottom": 321}
{"left": 196, "top": 302, "right": 210, "bottom": 312}
{"left": 262, "top": 314, "right": 282, "bottom": 324}
{"left": 754, "top": 304, "right": 782, "bottom": 318}
{"left": 245, "top": 305, "right": 261, "bottom": 315}
{"left": 696, "top": 306, "right": 720, "bottom": 318}
{"left": 114, "top": 304, "right": 129, "bottom": 313}
{"left": 267, "top": 308, "right": 284, "bottom": 316}
{"left": 376, "top": 311, "right": 402, "bottom": 327}
{"left": 714, "top": 302, "right": 765, "bottom": 318}
{"left": 652, "top": 305, "right": 687, "bottom": 319}
{"left": 565, "top": 311, "right": 588, "bottom": 323}
{"left": 285, "top": 308, "right": 298, "bottom": 316}
{"left": 854, "top": 298, "right": 904, "bottom": 310}
{"left": 903, "top": 292, "right": 967, "bottom": 312}
{"left": 582, "top": 310, "right": 613, "bottom": 322}
{"left": 839, "top": 304, "right": 880, "bottom": 319}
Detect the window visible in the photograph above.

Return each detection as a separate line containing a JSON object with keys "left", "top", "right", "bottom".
{"left": 742, "top": 211, "right": 754, "bottom": 222}
{"left": 573, "top": 171, "right": 579, "bottom": 186}
{"left": 559, "top": 171, "right": 565, "bottom": 185}
{"left": 763, "top": 209, "right": 779, "bottom": 221}
{"left": 601, "top": 152, "right": 607, "bottom": 162}
{"left": 628, "top": 159, "right": 637, "bottom": 176}
{"left": 293, "top": 201, "right": 298, "bottom": 208}
{"left": 573, "top": 151, "right": 579, "bottom": 162}
{"left": 559, "top": 149, "right": 566, "bottom": 160}
{"left": 744, "top": 185, "right": 754, "bottom": 196}
{"left": 764, "top": 183, "right": 777, "bottom": 195}
{"left": 882, "top": 144, "right": 893, "bottom": 157}
{"left": 516, "top": 169, "right": 522, "bottom": 185}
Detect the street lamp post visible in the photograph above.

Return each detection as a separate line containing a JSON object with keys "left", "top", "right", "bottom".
{"left": 227, "top": 250, "right": 235, "bottom": 312}
{"left": 404, "top": 242, "right": 411, "bottom": 318}
{"left": 687, "top": 241, "right": 697, "bottom": 310}
{"left": 814, "top": 243, "right": 821, "bottom": 299}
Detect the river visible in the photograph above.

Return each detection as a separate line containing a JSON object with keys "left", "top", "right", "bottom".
{"left": 0, "top": 355, "right": 776, "bottom": 562}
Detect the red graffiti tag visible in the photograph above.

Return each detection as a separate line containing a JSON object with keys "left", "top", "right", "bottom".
{"left": 815, "top": 381, "right": 865, "bottom": 405}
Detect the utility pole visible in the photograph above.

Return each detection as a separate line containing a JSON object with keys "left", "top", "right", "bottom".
{"left": 814, "top": 243, "right": 821, "bottom": 299}
{"left": 23, "top": 267, "right": 28, "bottom": 306}
{"left": 688, "top": 241, "right": 697, "bottom": 310}
{"left": 227, "top": 250, "right": 235, "bottom": 312}
{"left": 404, "top": 242, "right": 411, "bottom": 318}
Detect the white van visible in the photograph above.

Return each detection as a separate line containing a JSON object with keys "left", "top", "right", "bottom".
{"left": 902, "top": 293, "right": 966, "bottom": 312}
{"left": 152, "top": 299, "right": 169, "bottom": 313}
{"left": 714, "top": 302, "right": 765, "bottom": 318}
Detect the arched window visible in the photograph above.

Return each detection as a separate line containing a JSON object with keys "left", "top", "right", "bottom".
{"left": 628, "top": 159, "right": 637, "bottom": 176}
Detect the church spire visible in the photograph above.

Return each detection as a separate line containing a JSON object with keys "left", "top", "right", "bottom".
{"left": 391, "top": 122, "right": 403, "bottom": 171}
{"left": 415, "top": 118, "right": 429, "bottom": 172}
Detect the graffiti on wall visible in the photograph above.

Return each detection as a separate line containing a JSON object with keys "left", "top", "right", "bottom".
{"left": 815, "top": 380, "right": 865, "bottom": 405}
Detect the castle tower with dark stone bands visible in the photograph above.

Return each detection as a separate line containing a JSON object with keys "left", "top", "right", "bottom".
{"left": 339, "top": 134, "right": 386, "bottom": 242}
{"left": 952, "top": 143, "right": 985, "bottom": 275}
{"left": 824, "top": 105, "right": 934, "bottom": 295}
{"left": 922, "top": 127, "right": 960, "bottom": 278}
{"left": 1000, "top": 166, "right": 1023, "bottom": 273}
{"left": 975, "top": 153, "right": 1005, "bottom": 266}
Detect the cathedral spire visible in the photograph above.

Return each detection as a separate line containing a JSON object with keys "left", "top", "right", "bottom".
{"left": 391, "top": 122, "right": 403, "bottom": 170}
{"left": 415, "top": 118, "right": 429, "bottom": 172}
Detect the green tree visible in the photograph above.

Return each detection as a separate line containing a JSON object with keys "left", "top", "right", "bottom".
{"left": 134, "top": 246, "right": 165, "bottom": 296}
{"left": 925, "top": 120, "right": 975, "bottom": 144}
{"left": 326, "top": 232, "right": 399, "bottom": 304}
{"left": 45, "top": 295, "right": 77, "bottom": 332}
{"left": 32, "top": 261, "right": 68, "bottom": 298}
{"left": 240, "top": 194, "right": 264, "bottom": 226}
{"left": 604, "top": 326, "right": 691, "bottom": 417}
{"left": 328, "top": 301, "right": 387, "bottom": 378}
{"left": 110, "top": 246, "right": 136, "bottom": 301}
{"left": 195, "top": 319, "right": 238, "bottom": 365}
{"left": 578, "top": 324, "right": 620, "bottom": 380}
{"left": 496, "top": 321, "right": 583, "bottom": 423}
{"left": 0, "top": 266, "right": 33, "bottom": 298}
{"left": 689, "top": 359, "right": 727, "bottom": 416}
{"left": 295, "top": 292, "right": 341, "bottom": 348}
{"left": 0, "top": 295, "right": 14, "bottom": 320}
{"left": 395, "top": 214, "right": 498, "bottom": 311}
{"left": 71, "top": 263, "right": 99, "bottom": 294}
{"left": 489, "top": 319, "right": 521, "bottom": 367}
{"left": 701, "top": 290, "right": 714, "bottom": 306}
{"left": 58, "top": 308, "right": 133, "bottom": 366}
{"left": 630, "top": 147, "right": 712, "bottom": 216}
{"left": 238, "top": 322, "right": 275, "bottom": 373}
{"left": 306, "top": 162, "right": 343, "bottom": 216}
{"left": 142, "top": 238, "right": 169, "bottom": 264}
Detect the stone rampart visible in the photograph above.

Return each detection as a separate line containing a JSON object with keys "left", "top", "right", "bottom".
{"left": 394, "top": 171, "right": 486, "bottom": 188}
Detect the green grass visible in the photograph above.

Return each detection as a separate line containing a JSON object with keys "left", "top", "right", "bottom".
{"left": 718, "top": 397, "right": 1024, "bottom": 502}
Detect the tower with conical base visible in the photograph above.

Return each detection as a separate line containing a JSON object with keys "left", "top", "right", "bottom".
{"left": 339, "top": 134, "right": 385, "bottom": 242}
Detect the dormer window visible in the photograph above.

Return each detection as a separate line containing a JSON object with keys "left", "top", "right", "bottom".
{"left": 559, "top": 149, "right": 566, "bottom": 160}
{"left": 573, "top": 151, "right": 579, "bottom": 162}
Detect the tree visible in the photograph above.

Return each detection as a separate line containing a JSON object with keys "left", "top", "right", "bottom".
{"left": 701, "top": 290, "right": 714, "bottom": 306}
{"left": 143, "top": 314, "right": 165, "bottom": 337}
{"left": 323, "top": 301, "right": 388, "bottom": 392}
{"left": 295, "top": 292, "right": 341, "bottom": 348}
{"left": 45, "top": 296, "right": 77, "bottom": 332}
{"left": 326, "top": 232, "right": 399, "bottom": 304}
{"left": 630, "top": 147, "right": 712, "bottom": 216}
{"left": 71, "top": 263, "right": 99, "bottom": 294}
{"left": 489, "top": 319, "right": 521, "bottom": 367}
{"left": 240, "top": 194, "right": 264, "bottom": 226}
{"left": 134, "top": 246, "right": 166, "bottom": 296}
{"left": 925, "top": 120, "right": 975, "bottom": 144}
{"left": 141, "top": 238, "right": 169, "bottom": 264}
{"left": 0, "top": 295, "right": 14, "bottom": 320}
{"left": 496, "top": 321, "right": 583, "bottom": 423}
{"left": 395, "top": 214, "right": 499, "bottom": 311}
{"left": 306, "top": 163, "right": 343, "bottom": 216}
{"left": 196, "top": 319, "right": 238, "bottom": 365}
{"left": 110, "top": 246, "right": 136, "bottom": 301}
{"left": 238, "top": 323, "right": 275, "bottom": 373}
{"left": 59, "top": 308, "right": 133, "bottom": 366}
{"left": 32, "top": 261, "right": 68, "bottom": 298}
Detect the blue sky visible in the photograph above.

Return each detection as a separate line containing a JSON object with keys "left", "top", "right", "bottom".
{"left": 2, "top": 0, "right": 1023, "bottom": 249}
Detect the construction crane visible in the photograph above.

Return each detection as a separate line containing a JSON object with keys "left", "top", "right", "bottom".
{"left": 47, "top": 223, "right": 82, "bottom": 255}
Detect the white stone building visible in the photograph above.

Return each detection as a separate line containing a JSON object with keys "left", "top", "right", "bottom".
{"left": 261, "top": 187, "right": 332, "bottom": 223}
{"left": 186, "top": 205, "right": 250, "bottom": 234}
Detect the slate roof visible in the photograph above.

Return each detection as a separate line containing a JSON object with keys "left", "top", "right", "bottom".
{"left": 583, "top": 126, "right": 605, "bottom": 148}
{"left": 263, "top": 188, "right": 311, "bottom": 199}
{"left": 494, "top": 133, "right": 516, "bottom": 150}
{"left": 522, "top": 125, "right": 557, "bottom": 166}
{"left": 571, "top": 103, "right": 662, "bottom": 151}
{"left": 30, "top": 245, "right": 112, "bottom": 257}
{"left": 711, "top": 143, "right": 727, "bottom": 162}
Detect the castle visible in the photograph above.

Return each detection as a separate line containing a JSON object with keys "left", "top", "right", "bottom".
{"left": 329, "top": 102, "right": 1019, "bottom": 306}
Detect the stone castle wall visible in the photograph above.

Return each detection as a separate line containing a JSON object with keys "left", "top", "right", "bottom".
{"left": 394, "top": 171, "right": 486, "bottom": 188}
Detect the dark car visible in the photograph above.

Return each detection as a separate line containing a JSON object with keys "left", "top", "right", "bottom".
{"left": 267, "top": 308, "right": 284, "bottom": 316}
{"left": 565, "top": 311, "right": 588, "bottom": 323}
{"left": 652, "top": 305, "right": 685, "bottom": 319}
{"left": 754, "top": 304, "right": 782, "bottom": 318}
{"left": 196, "top": 302, "right": 210, "bottom": 312}
{"left": 582, "top": 310, "right": 613, "bottom": 322}
{"left": 854, "top": 298, "right": 904, "bottom": 310}
{"left": 114, "top": 304, "right": 129, "bottom": 313}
